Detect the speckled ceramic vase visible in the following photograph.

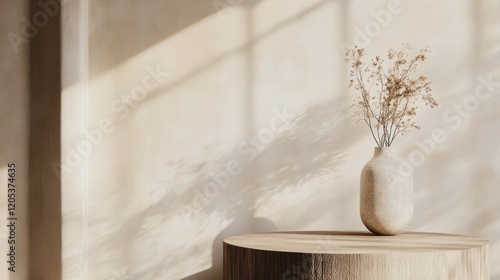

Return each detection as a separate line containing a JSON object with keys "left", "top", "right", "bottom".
{"left": 360, "top": 147, "right": 413, "bottom": 235}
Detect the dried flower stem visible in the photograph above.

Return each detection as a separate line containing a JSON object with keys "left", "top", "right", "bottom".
{"left": 346, "top": 43, "right": 438, "bottom": 147}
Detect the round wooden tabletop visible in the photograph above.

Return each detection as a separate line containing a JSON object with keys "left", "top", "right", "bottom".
{"left": 223, "top": 231, "right": 489, "bottom": 280}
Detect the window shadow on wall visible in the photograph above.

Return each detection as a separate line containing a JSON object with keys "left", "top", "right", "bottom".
{"left": 470, "top": 0, "right": 500, "bottom": 278}
{"left": 84, "top": 0, "right": 262, "bottom": 86}
{"left": 86, "top": 0, "right": 356, "bottom": 279}
{"left": 410, "top": 0, "right": 500, "bottom": 278}
{"left": 177, "top": 96, "right": 361, "bottom": 280}
{"left": 95, "top": 93, "right": 362, "bottom": 279}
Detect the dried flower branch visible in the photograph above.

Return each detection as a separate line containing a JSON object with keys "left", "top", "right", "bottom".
{"left": 345, "top": 43, "right": 438, "bottom": 147}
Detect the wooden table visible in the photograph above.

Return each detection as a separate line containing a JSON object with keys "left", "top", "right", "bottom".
{"left": 223, "top": 231, "right": 489, "bottom": 280}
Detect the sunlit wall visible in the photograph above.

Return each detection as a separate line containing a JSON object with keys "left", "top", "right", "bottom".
{"left": 58, "top": 0, "right": 500, "bottom": 279}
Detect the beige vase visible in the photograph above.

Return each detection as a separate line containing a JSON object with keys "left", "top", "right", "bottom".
{"left": 360, "top": 147, "right": 413, "bottom": 235}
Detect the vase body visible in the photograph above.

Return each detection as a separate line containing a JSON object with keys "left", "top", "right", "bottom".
{"left": 360, "top": 147, "right": 413, "bottom": 235}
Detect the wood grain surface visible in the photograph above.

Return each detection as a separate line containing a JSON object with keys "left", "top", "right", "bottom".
{"left": 223, "top": 231, "right": 489, "bottom": 280}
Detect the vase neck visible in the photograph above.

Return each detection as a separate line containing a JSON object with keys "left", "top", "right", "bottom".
{"left": 373, "top": 147, "right": 397, "bottom": 157}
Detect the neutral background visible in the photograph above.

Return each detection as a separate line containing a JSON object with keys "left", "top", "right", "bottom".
{"left": 1, "top": 0, "right": 499, "bottom": 279}
{"left": 0, "top": 1, "right": 29, "bottom": 280}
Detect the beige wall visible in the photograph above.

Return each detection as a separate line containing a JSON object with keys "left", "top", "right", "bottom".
{"left": 0, "top": 1, "right": 30, "bottom": 279}
{"left": 6, "top": 0, "right": 498, "bottom": 279}
{"left": 60, "top": 0, "right": 90, "bottom": 279}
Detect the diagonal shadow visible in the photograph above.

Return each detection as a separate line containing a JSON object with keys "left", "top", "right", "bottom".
{"left": 92, "top": 95, "right": 362, "bottom": 280}
{"left": 86, "top": 0, "right": 263, "bottom": 86}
